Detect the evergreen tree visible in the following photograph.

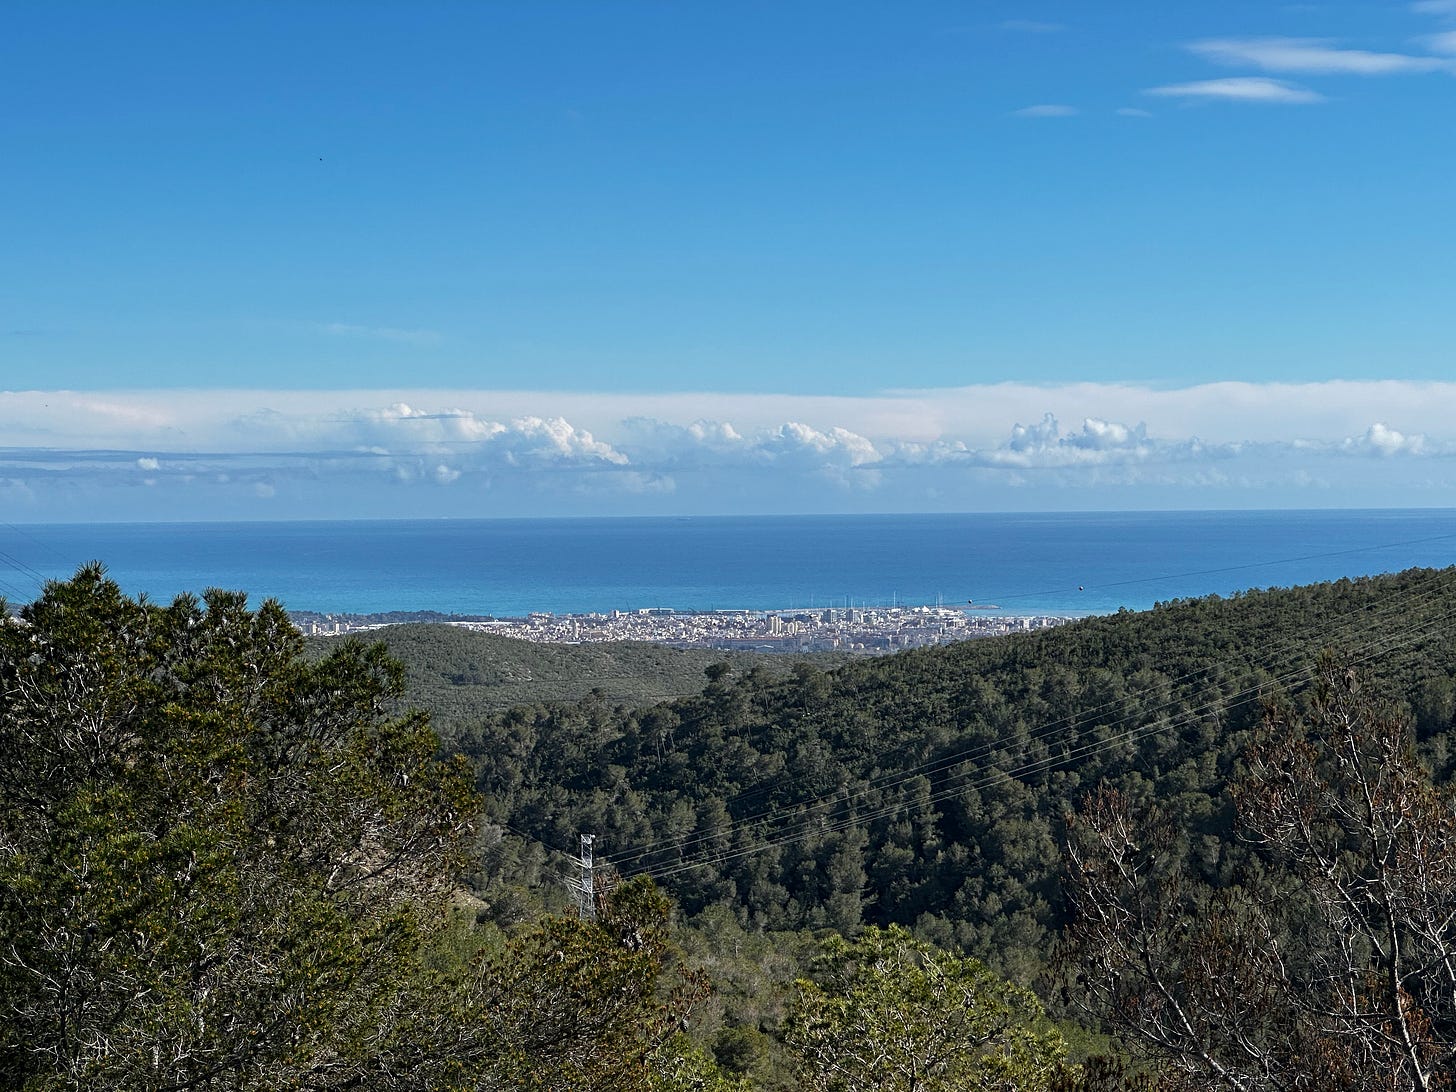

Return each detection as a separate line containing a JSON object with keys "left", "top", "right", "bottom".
{"left": 0, "top": 566, "right": 477, "bottom": 1089}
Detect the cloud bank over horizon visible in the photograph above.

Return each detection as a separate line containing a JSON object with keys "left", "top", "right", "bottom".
{"left": 2, "top": 381, "right": 1454, "bottom": 520}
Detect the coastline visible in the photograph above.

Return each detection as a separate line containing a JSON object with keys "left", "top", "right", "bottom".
{"left": 9, "top": 510, "right": 1453, "bottom": 624}
{"left": 293, "top": 604, "right": 1077, "bottom": 654}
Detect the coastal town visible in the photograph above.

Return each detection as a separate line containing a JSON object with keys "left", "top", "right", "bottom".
{"left": 294, "top": 604, "right": 1073, "bottom": 653}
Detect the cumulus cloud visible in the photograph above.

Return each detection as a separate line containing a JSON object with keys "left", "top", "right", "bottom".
{"left": 1189, "top": 37, "right": 1449, "bottom": 75}
{"left": 6, "top": 383, "right": 1456, "bottom": 518}
{"left": 1341, "top": 422, "right": 1428, "bottom": 456}
{"left": 348, "top": 402, "right": 505, "bottom": 444}
{"left": 1145, "top": 77, "right": 1326, "bottom": 103}
{"left": 618, "top": 418, "right": 744, "bottom": 465}
{"left": 765, "top": 422, "right": 880, "bottom": 464}
{"left": 245, "top": 402, "right": 631, "bottom": 474}
{"left": 967, "top": 413, "right": 1218, "bottom": 469}
{"left": 617, "top": 417, "right": 881, "bottom": 487}
{"left": 1006, "top": 412, "right": 1064, "bottom": 453}
{"left": 10, "top": 382, "right": 1456, "bottom": 455}
{"left": 493, "top": 415, "right": 630, "bottom": 467}
{"left": 1069, "top": 417, "right": 1147, "bottom": 451}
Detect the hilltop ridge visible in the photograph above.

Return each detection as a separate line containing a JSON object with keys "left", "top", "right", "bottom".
{"left": 442, "top": 566, "right": 1456, "bottom": 983}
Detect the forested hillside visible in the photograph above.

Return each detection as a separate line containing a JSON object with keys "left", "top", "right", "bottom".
{"left": 445, "top": 567, "right": 1456, "bottom": 982}
{"left": 9, "top": 566, "right": 1456, "bottom": 1089}
{"left": 309, "top": 623, "right": 841, "bottom": 723}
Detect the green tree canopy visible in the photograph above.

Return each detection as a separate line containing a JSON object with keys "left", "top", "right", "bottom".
{"left": 784, "top": 925, "right": 1072, "bottom": 1091}
{"left": 475, "top": 875, "right": 723, "bottom": 1091}
{"left": 0, "top": 565, "right": 479, "bottom": 1089}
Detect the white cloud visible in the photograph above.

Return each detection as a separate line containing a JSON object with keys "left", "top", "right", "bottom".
{"left": 1413, "top": 0, "right": 1456, "bottom": 15}
{"left": 1117, "top": 107, "right": 1154, "bottom": 117}
{"left": 1189, "top": 36, "right": 1449, "bottom": 75}
{"left": 1006, "top": 412, "right": 1063, "bottom": 453}
{"left": 765, "top": 422, "right": 881, "bottom": 466}
{"left": 1145, "top": 77, "right": 1325, "bottom": 104}
{"left": 493, "top": 415, "right": 630, "bottom": 467}
{"left": 11, "top": 381, "right": 1456, "bottom": 453}
{"left": 965, "top": 413, "right": 1226, "bottom": 469}
{"left": 687, "top": 419, "right": 743, "bottom": 444}
{"left": 618, "top": 418, "right": 745, "bottom": 464}
{"left": 1069, "top": 417, "right": 1146, "bottom": 451}
{"left": 1341, "top": 422, "right": 1428, "bottom": 456}
{"left": 350, "top": 402, "right": 506, "bottom": 444}
{"left": 618, "top": 416, "right": 881, "bottom": 487}
{"left": 1013, "top": 104, "right": 1079, "bottom": 117}
{"left": 7, "top": 382, "right": 1456, "bottom": 517}
{"left": 237, "top": 402, "right": 631, "bottom": 472}
{"left": 69, "top": 396, "right": 176, "bottom": 430}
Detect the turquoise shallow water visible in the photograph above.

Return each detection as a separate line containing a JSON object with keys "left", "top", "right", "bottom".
{"left": 4, "top": 510, "right": 1456, "bottom": 617}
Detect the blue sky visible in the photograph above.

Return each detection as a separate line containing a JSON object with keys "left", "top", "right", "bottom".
{"left": 4, "top": 2, "right": 1456, "bottom": 519}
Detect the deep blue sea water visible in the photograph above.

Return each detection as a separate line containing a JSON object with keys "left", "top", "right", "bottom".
{"left": 4, "top": 511, "right": 1456, "bottom": 618}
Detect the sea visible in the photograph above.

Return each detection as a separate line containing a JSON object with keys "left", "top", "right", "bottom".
{"left": 3, "top": 510, "right": 1456, "bottom": 619}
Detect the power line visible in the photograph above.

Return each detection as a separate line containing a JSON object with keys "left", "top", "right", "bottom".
{"left": 639, "top": 535, "right": 1456, "bottom": 824}
{"left": 662, "top": 606, "right": 1456, "bottom": 878}
{"left": 606, "top": 566, "right": 1455, "bottom": 872}
{"left": 643, "top": 614, "right": 1454, "bottom": 883}
{"left": 0, "top": 523, "right": 63, "bottom": 604}
{"left": 605, "top": 569, "right": 1456, "bottom": 882}
{"left": 640, "top": 593, "right": 1455, "bottom": 880}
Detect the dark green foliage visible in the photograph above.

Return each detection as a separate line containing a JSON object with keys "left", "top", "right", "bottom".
{"left": 0, "top": 567, "right": 749, "bottom": 1092}
{"left": 472, "top": 876, "right": 714, "bottom": 1091}
{"left": 0, "top": 565, "right": 480, "bottom": 1089}
{"left": 316, "top": 622, "right": 841, "bottom": 731}
{"left": 449, "top": 568, "right": 1456, "bottom": 982}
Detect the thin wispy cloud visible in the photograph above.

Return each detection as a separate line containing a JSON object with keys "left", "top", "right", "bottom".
{"left": 1425, "top": 30, "right": 1456, "bottom": 53}
{"left": 1001, "top": 19, "right": 1066, "bottom": 33}
{"left": 1013, "top": 104, "right": 1079, "bottom": 117}
{"left": 1412, "top": 0, "right": 1456, "bottom": 16}
{"left": 1145, "top": 77, "right": 1325, "bottom": 104}
{"left": 1117, "top": 107, "right": 1154, "bottom": 117}
{"left": 317, "top": 322, "right": 442, "bottom": 345}
{"left": 1189, "top": 36, "right": 1449, "bottom": 75}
